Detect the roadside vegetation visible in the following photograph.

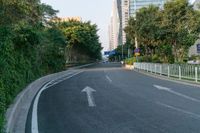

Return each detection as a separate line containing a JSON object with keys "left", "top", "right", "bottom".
{"left": 111, "top": 0, "right": 200, "bottom": 64}
{"left": 0, "top": 0, "right": 102, "bottom": 132}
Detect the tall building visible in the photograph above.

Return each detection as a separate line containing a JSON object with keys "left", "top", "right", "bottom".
{"left": 109, "top": 0, "right": 121, "bottom": 50}
{"left": 122, "top": 0, "right": 130, "bottom": 44}
{"left": 108, "top": 20, "right": 114, "bottom": 51}
{"left": 117, "top": 0, "right": 123, "bottom": 46}
{"left": 129, "top": 0, "right": 165, "bottom": 18}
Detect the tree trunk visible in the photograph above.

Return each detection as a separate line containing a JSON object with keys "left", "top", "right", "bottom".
{"left": 173, "top": 40, "right": 178, "bottom": 63}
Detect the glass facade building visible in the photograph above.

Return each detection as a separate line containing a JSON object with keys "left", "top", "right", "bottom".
{"left": 129, "top": 0, "right": 166, "bottom": 17}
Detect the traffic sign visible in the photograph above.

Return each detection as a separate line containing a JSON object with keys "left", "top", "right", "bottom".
{"left": 104, "top": 50, "right": 116, "bottom": 56}
{"left": 135, "top": 53, "right": 140, "bottom": 56}
{"left": 134, "top": 48, "right": 140, "bottom": 53}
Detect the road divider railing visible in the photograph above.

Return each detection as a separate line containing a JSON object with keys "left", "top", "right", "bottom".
{"left": 134, "top": 62, "right": 200, "bottom": 83}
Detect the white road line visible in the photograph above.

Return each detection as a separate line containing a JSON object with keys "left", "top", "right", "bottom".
{"left": 157, "top": 102, "right": 200, "bottom": 119}
{"left": 45, "top": 72, "right": 81, "bottom": 88}
{"left": 106, "top": 75, "right": 112, "bottom": 83}
{"left": 31, "top": 71, "right": 83, "bottom": 133}
{"left": 154, "top": 85, "right": 200, "bottom": 103}
{"left": 82, "top": 86, "right": 96, "bottom": 107}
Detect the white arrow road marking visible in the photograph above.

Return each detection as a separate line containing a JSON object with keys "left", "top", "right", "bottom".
{"left": 157, "top": 102, "right": 200, "bottom": 119}
{"left": 106, "top": 75, "right": 112, "bottom": 83}
{"left": 154, "top": 85, "right": 200, "bottom": 103}
{"left": 82, "top": 86, "right": 96, "bottom": 107}
{"left": 32, "top": 71, "right": 83, "bottom": 133}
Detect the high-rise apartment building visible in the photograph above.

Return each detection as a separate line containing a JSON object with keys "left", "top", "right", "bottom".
{"left": 108, "top": 20, "right": 114, "bottom": 51}
{"left": 122, "top": 0, "right": 129, "bottom": 44}
{"left": 129, "top": 0, "right": 165, "bottom": 18}
{"left": 117, "top": 0, "right": 123, "bottom": 46}
{"left": 109, "top": 0, "right": 121, "bottom": 50}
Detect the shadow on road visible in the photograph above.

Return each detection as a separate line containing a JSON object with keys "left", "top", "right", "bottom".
{"left": 81, "top": 62, "right": 123, "bottom": 71}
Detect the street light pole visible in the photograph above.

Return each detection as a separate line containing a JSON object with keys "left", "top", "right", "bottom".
{"left": 122, "top": 44, "right": 124, "bottom": 60}
{"left": 134, "top": 0, "right": 139, "bottom": 62}
{"left": 134, "top": 0, "right": 138, "bottom": 49}
{"left": 135, "top": 37, "right": 138, "bottom": 48}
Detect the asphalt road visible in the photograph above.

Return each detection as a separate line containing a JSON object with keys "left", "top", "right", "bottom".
{"left": 26, "top": 62, "right": 200, "bottom": 133}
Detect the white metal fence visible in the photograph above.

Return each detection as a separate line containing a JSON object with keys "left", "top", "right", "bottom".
{"left": 134, "top": 62, "right": 200, "bottom": 82}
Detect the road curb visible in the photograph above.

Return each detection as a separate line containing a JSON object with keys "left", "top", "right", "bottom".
{"left": 133, "top": 69, "right": 200, "bottom": 88}
{"left": 5, "top": 63, "right": 96, "bottom": 133}
{"left": 68, "top": 63, "right": 97, "bottom": 70}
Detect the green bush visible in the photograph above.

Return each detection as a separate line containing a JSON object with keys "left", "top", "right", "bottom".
{"left": 125, "top": 57, "right": 136, "bottom": 65}
{"left": 152, "top": 54, "right": 161, "bottom": 63}
{"left": 0, "top": 81, "right": 5, "bottom": 133}
{"left": 139, "top": 55, "right": 152, "bottom": 62}
{"left": 138, "top": 55, "right": 162, "bottom": 63}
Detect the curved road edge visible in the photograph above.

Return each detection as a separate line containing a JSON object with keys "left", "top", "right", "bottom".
{"left": 5, "top": 63, "right": 96, "bottom": 133}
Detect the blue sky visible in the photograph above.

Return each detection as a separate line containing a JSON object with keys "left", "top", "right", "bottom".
{"left": 41, "top": 0, "right": 112, "bottom": 51}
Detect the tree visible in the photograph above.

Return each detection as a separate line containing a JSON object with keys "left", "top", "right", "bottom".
{"left": 125, "top": 5, "right": 161, "bottom": 56}
{"left": 161, "top": 0, "right": 200, "bottom": 62}
{"left": 125, "top": 0, "right": 200, "bottom": 63}
{"left": 0, "top": 1, "right": 64, "bottom": 131}
{"left": 56, "top": 20, "right": 102, "bottom": 63}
